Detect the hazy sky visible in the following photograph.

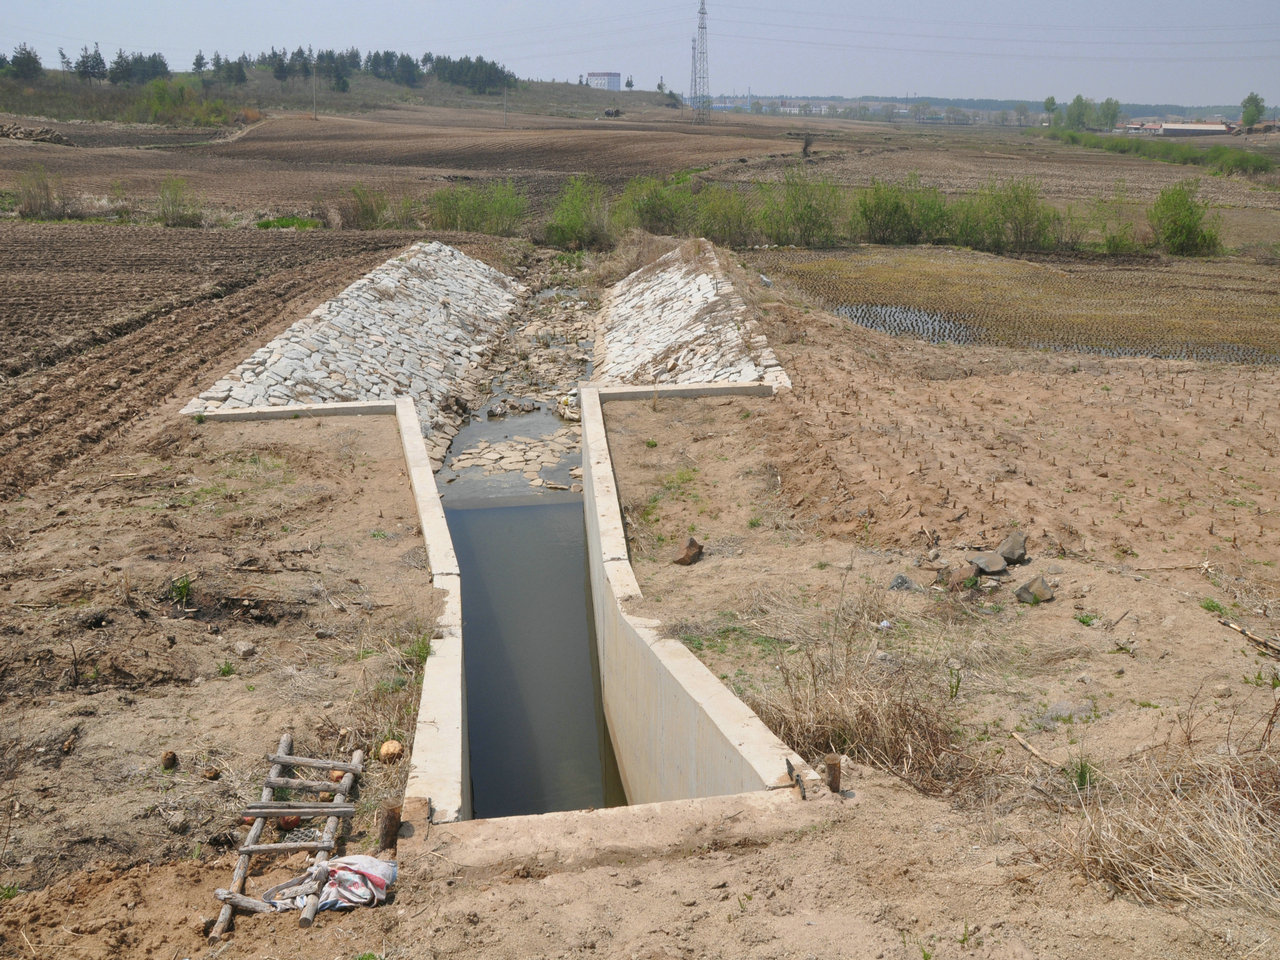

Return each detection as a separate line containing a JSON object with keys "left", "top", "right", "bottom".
{"left": 4, "top": 1, "right": 1275, "bottom": 108}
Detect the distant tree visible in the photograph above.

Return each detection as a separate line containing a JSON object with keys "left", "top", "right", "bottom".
{"left": 1043, "top": 95, "right": 1057, "bottom": 124}
{"left": 880, "top": 103, "right": 896, "bottom": 122}
{"left": 1015, "top": 102, "right": 1030, "bottom": 126}
{"left": 10, "top": 43, "right": 43, "bottom": 81}
{"left": 107, "top": 48, "right": 130, "bottom": 84}
{"left": 193, "top": 50, "right": 207, "bottom": 76}
{"left": 58, "top": 47, "right": 72, "bottom": 77}
{"left": 0, "top": 53, "right": 8, "bottom": 72}
{"left": 910, "top": 101, "right": 929, "bottom": 122}
{"left": 270, "top": 51, "right": 288, "bottom": 84}
{"left": 1097, "top": 97, "right": 1121, "bottom": 130}
{"left": 394, "top": 53, "right": 421, "bottom": 86}
{"left": 106, "top": 49, "right": 170, "bottom": 85}
{"left": 210, "top": 51, "right": 224, "bottom": 73}
{"left": 578, "top": 74, "right": 584, "bottom": 85}
{"left": 227, "top": 56, "right": 248, "bottom": 85}
{"left": 656, "top": 79, "right": 665, "bottom": 93}
{"left": 1242, "top": 91, "right": 1266, "bottom": 128}
{"left": 750, "top": 99, "right": 763, "bottom": 114}
{"left": 1065, "top": 94, "right": 1090, "bottom": 130}
{"left": 289, "top": 46, "right": 311, "bottom": 79}
{"left": 625, "top": 75, "right": 633, "bottom": 91}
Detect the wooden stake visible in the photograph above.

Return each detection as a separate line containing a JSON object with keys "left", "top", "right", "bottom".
{"left": 824, "top": 754, "right": 842, "bottom": 794}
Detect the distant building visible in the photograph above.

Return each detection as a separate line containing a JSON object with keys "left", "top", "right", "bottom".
{"left": 586, "top": 72, "right": 621, "bottom": 92}
{"left": 1159, "top": 122, "right": 1230, "bottom": 136}
{"left": 1125, "top": 121, "right": 1232, "bottom": 137}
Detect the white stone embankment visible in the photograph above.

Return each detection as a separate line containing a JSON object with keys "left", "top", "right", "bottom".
{"left": 592, "top": 238, "right": 789, "bottom": 390}
{"left": 181, "top": 241, "right": 524, "bottom": 463}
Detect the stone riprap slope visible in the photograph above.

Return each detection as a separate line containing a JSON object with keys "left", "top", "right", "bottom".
{"left": 182, "top": 241, "right": 523, "bottom": 461}
{"left": 592, "top": 239, "right": 789, "bottom": 389}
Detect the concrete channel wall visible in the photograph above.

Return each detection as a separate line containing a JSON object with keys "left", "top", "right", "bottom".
{"left": 581, "top": 385, "right": 816, "bottom": 803}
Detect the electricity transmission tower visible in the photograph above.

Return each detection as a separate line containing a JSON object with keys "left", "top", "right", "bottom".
{"left": 690, "top": 0, "right": 710, "bottom": 123}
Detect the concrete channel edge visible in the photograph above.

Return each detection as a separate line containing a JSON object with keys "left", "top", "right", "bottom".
{"left": 580, "top": 383, "right": 820, "bottom": 804}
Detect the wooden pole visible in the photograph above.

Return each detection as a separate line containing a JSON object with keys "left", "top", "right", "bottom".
{"left": 210, "top": 733, "right": 292, "bottom": 943}
{"left": 299, "top": 749, "right": 363, "bottom": 928}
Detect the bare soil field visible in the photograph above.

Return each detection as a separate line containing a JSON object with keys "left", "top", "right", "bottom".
{"left": 2, "top": 107, "right": 1280, "bottom": 958}
{"left": 0, "top": 107, "right": 788, "bottom": 218}
{"left": 0, "top": 413, "right": 440, "bottom": 951}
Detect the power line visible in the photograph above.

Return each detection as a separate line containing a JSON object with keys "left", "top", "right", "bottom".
{"left": 714, "top": 29, "right": 1280, "bottom": 64}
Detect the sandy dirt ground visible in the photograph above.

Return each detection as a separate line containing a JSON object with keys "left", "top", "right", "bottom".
{"left": 2, "top": 110, "right": 1280, "bottom": 958}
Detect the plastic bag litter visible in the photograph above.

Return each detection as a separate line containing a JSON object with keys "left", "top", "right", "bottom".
{"left": 263, "top": 856, "right": 397, "bottom": 912}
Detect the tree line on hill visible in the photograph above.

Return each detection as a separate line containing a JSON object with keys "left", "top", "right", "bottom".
{"left": 1, "top": 41, "right": 517, "bottom": 95}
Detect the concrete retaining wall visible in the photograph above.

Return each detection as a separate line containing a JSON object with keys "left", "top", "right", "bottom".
{"left": 581, "top": 385, "right": 816, "bottom": 803}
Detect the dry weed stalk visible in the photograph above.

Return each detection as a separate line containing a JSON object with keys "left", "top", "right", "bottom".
{"left": 1063, "top": 701, "right": 1280, "bottom": 913}
{"left": 743, "top": 578, "right": 981, "bottom": 795}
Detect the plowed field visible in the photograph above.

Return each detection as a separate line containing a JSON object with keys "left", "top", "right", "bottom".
{"left": 0, "top": 224, "right": 511, "bottom": 498}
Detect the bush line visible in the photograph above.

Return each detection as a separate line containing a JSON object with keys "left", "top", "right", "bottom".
{"left": 1042, "top": 128, "right": 1274, "bottom": 177}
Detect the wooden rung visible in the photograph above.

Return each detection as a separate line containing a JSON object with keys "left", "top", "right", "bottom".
{"left": 242, "top": 803, "right": 355, "bottom": 817}
{"left": 238, "top": 840, "right": 335, "bottom": 854}
{"left": 267, "top": 753, "right": 363, "bottom": 774}
{"left": 263, "top": 775, "right": 343, "bottom": 793}
{"left": 215, "top": 890, "right": 278, "bottom": 914}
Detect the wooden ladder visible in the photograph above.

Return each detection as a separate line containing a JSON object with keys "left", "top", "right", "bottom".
{"left": 209, "top": 733, "right": 365, "bottom": 941}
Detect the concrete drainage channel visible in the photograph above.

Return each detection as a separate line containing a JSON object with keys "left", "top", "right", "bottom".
{"left": 184, "top": 238, "right": 817, "bottom": 841}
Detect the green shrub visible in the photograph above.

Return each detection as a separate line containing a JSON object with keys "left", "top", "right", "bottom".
{"left": 613, "top": 176, "right": 693, "bottom": 236}
{"left": 758, "top": 170, "right": 844, "bottom": 246}
{"left": 15, "top": 163, "right": 64, "bottom": 219}
{"left": 158, "top": 177, "right": 202, "bottom": 227}
{"left": 1148, "top": 179, "right": 1221, "bottom": 256}
{"left": 858, "top": 179, "right": 918, "bottom": 244}
{"left": 349, "top": 183, "right": 390, "bottom": 229}
{"left": 693, "top": 184, "right": 759, "bottom": 246}
{"left": 855, "top": 175, "right": 951, "bottom": 245}
{"left": 332, "top": 183, "right": 419, "bottom": 230}
{"left": 907, "top": 176, "right": 951, "bottom": 243}
{"left": 544, "top": 175, "right": 614, "bottom": 251}
{"left": 426, "top": 179, "right": 527, "bottom": 235}
{"left": 951, "top": 178, "right": 1060, "bottom": 254}
{"left": 991, "top": 178, "right": 1061, "bottom": 253}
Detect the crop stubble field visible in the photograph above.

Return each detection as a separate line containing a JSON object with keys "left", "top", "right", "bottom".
{"left": 2, "top": 107, "right": 1280, "bottom": 959}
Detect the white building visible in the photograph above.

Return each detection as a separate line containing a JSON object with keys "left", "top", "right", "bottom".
{"left": 587, "top": 72, "right": 621, "bottom": 91}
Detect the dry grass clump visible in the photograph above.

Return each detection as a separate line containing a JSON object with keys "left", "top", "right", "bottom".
{"left": 742, "top": 581, "right": 983, "bottom": 795}
{"left": 1063, "top": 712, "right": 1280, "bottom": 913}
